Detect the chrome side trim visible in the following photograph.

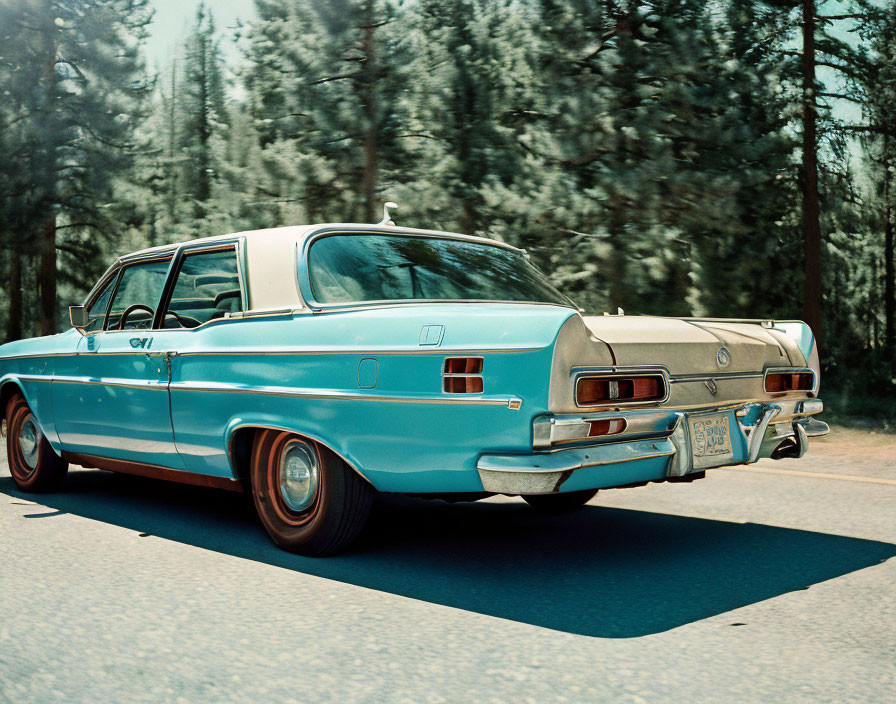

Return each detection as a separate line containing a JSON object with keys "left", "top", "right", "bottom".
{"left": 51, "top": 375, "right": 169, "bottom": 391}
{"left": 0, "top": 345, "right": 543, "bottom": 362}
{"left": 11, "top": 375, "right": 53, "bottom": 384}
{"left": 169, "top": 380, "right": 516, "bottom": 406}
{"left": 174, "top": 346, "right": 540, "bottom": 358}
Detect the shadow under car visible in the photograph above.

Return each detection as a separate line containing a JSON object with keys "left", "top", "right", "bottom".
{"left": 4, "top": 469, "right": 893, "bottom": 638}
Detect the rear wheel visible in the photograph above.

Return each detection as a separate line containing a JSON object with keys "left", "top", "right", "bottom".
{"left": 5, "top": 393, "right": 68, "bottom": 492}
{"left": 523, "top": 489, "right": 597, "bottom": 513}
{"left": 250, "top": 430, "right": 373, "bottom": 556}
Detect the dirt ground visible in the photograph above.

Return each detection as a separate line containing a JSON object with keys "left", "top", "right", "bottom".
{"left": 766, "top": 423, "right": 896, "bottom": 480}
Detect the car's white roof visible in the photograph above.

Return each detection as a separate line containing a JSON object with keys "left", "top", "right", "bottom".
{"left": 113, "top": 223, "right": 524, "bottom": 312}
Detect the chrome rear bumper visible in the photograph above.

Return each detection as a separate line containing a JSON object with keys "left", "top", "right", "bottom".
{"left": 477, "top": 399, "right": 825, "bottom": 495}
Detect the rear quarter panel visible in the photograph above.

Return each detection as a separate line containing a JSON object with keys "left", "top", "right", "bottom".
{"left": 168, "top": 303, "right": 577, "bottom": 492}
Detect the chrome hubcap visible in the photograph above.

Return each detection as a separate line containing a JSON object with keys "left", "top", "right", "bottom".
{"left": 278, "top": 440, "right": 319, "bottom": 512}
{"left": 18, "top": 414, "right": 40, "bottom": 470}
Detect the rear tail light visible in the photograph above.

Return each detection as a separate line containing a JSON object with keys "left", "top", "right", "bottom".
{"left": 443, "top": 357, "right": 483, "bottom": 394}
{"left": 588, "top": 418, "right": 626, "bottom": 437}
{"left": 576, "top": 374, "right": 666, "bottom": 406}
{"left": 765, "top": 371, "right": 814, "bottom": 393}
{"left": 444, "top": 376, "right": 483, "bottom": 393}
{"left": 444, "top": 357, "right": 482, "bottom": 374}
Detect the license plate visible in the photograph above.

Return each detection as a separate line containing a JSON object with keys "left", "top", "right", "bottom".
{"left": 688, "top": 412, "right": 734, "bottom": 469}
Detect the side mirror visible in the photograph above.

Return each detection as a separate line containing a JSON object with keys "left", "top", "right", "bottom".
{"left": 69, "top": 305, "right": 89, "bottom": 331}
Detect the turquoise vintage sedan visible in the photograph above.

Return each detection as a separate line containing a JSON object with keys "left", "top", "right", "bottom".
{"left": 1, "top": 219, "right": 827, "bottom": 555}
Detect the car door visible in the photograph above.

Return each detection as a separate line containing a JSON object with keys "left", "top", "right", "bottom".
{"left": 153, "top": 243, "right": 246, "bottom": 477}
{"left": 53, "top": 254, "right": 185, "bottom": 469}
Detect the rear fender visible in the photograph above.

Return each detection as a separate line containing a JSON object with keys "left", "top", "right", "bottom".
{"left": 224, "top": 417, "right": 375, "bottom": 488}
{"left": 771, "top": 321, "right": 820, "bottom": 388}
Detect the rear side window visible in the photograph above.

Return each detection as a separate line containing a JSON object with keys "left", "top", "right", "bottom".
{"left": 107, "top": 258, "right": 172, "bottom": 330}
{"left": 162, "top": 249, "right": 242, "bottom": 329}
{"left": 307, "top": 233, "right": 571, "bottom": 306}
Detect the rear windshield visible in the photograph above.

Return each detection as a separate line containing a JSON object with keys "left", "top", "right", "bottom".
{"left": 307, "top": 233, "right": 572, "bottom": 306}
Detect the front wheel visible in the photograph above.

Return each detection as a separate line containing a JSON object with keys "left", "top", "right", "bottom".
{"left": 523, "top": 489, "right": 597, "bottom": 513}
{"left": 250, "top": 430, "right": 373, "bottom": 556}
{"left": 5, "top": 393, "right": 68, "bottom": 492}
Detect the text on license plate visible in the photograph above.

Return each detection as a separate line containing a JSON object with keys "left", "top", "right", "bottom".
{"left": 688, "top": 413, "right": 734, "bottom": 469}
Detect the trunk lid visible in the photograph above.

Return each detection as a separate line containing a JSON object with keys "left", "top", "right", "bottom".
{"left": 580, "top": 316, "right": 802, "bottom": 374}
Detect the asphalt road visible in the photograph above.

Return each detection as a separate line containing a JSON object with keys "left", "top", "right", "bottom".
{"left": 1, "top": 426, "right": 894, "bottom": 703}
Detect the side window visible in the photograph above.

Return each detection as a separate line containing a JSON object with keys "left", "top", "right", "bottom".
{"left": 83, "top": 277, "right": 117, "bottom": 332}
{"left": 106, "top": 258, "right": 172, "bottom": 331}
{"left": 162, "top": 249, "right": 243, "bottom": 329}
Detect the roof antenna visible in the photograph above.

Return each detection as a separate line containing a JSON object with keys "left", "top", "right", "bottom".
{"left": 378, "top": 202, "right": 398, "bottom": 226}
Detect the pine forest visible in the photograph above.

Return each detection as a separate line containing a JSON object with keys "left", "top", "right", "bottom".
{"left": 0, "top": 0, "right": 894, "bottom": 420}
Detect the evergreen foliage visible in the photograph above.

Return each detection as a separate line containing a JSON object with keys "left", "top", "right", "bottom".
{"left": 0, "top": 0, "right": 893, "bottom": 416}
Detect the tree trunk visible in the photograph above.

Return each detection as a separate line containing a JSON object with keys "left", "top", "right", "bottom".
{"left": 38, "top": 1, "right": 58, "bottom": 336}
{"left": 885, "top": 198, "right": 894, "bottom": 357}
{"left": 6, "top": 251, "right": 23, "bottom": 342}
{"left": 801, "top": 0, "right": 823, "bottom": 347}
{"left": 39, "top": 217, "right": 57, "bottom": 336}
{"left": 196, "top": 33, "right": 211, "bottom": 215}
{"left": 361, "top": 22, "right": 379, "bottom": 225}
{"left": 607, "top": 207, "right": 627, "bottom": 312}
{"left": 167, "top": 59, "right": 178, "bottom": 227}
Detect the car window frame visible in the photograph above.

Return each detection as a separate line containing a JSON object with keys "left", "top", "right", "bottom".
{"left": 152, "top": 237, "right": 250, "bottom": 332}
{"left": 81, "top": 270, "right": 120, "bottom": 334}
{"left": 102, "top": 254, "right": 176, "bottom": 334}
{"left": 76, "top": 237, "right": 247, "bottom": 337}
{"left": 154, "top": 242, "right": 245, "bottom": 331}
{"left": 298, "top": 228, "right": 578, "bottom": 311}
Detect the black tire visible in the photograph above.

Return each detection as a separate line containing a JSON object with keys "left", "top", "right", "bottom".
{"left": 250, "top": 429, "right": 373, "bottom": 556}
{"left": 5, "top": 393, "right": 68, "bottom": 492}
{"left": 523, "top": 489, "right": 597, "bottom": 513}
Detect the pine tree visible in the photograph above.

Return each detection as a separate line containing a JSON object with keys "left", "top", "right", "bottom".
{"left": 856, "top": 1, "right": 896, "bottom": 380}
{"left": 243, "top": 0, "right": 408, "bottom": 224}
{"left": 397, "top": 0, "right": 531, "bottom": 234}
{"left": 179, "top": 2, "right": 229, "bottom": 221}
{"left": 0, "top": 0, "right": 151, "bottom": 337}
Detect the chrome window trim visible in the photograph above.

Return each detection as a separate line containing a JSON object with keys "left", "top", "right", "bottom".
{"left": 75, "top": 238, "right": 247, "bottom": 337}
{"left": 571, "top": 366, "right": 672, "bottom": 409}
{"left": 307, "top": 299, "right": 577, "bottom": 314}
{"left": 82, "top": 263, "right": 122, "bottom": 313}
{"left": 297, "top": 227, "right": 577, "bottom": 312}
{"left": 99, "top": 255, "right": 178, "bottom": 335}
{"left": 152, "top": 240, "right": 247, "bottom": 334}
